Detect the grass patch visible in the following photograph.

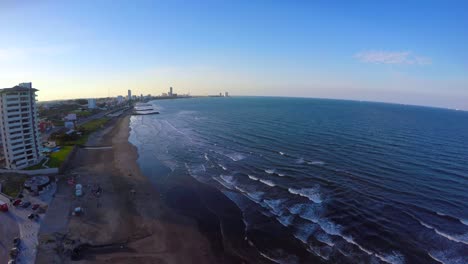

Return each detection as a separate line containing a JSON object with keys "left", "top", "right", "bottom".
{"left": 0, "top": 173, "right": 27, "bottom": 197}
{"left": 81, "top": 118, "right": 109, "bottom": 132}
{"left": 24, "top": 162, "right": 46, "bottom": 170}
{"left": 60, "top": 117, "right": 109, "bottom": 146}
{"left": 47, "top": 146, "right": 74, "bottom": 168}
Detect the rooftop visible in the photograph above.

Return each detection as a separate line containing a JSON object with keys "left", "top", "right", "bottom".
{"left": 0, "top": 86, "right": 38, "bottom": 94}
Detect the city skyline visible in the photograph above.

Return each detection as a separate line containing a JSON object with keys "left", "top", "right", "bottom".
{"left": 1, "top": 1, "right": 467, "bottom": 109}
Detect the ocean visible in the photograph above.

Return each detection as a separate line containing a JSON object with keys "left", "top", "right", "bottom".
{"left": 129, "top": 97, "right": 468, "bottom": 264}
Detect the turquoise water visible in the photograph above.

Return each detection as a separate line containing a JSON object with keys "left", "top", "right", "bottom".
{"left": 130, "top": 97, "right": 468, "bottom": 263}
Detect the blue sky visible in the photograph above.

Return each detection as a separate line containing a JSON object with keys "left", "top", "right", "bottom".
{"left": 0, "top": 0, "right": 467, "bottom": 109}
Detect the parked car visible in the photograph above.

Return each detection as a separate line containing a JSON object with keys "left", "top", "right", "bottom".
{"left": 0, "top": 201, "right": 8, "bottom": 212}
{"left": 13, "top": 200, "right": 22, "bottom": 207}
{"left": 32, "top": 204, "right": 40, "bottom": 210}
{"left": 20, "top": 201, "right": 31, "bottom": 208}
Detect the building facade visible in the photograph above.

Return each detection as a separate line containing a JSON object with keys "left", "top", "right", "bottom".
{"left": 128, "top": 89, "right": 132, "bottom": 100}
{"left": 88, "top": 98, "right": 96, "bottom": 109}
{"left": 0, "top": 83, "right": 42, "bottom": 169}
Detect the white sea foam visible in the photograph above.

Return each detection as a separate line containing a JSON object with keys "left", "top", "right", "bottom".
{"left": 204, "top": 153, "right": 209, "bottom": 161}
{"left": 218, "top": 164, "right": 228, "bottom": 170}
{"left": 318, "top": 219, "right": 342, "bottom": 236}
{"left": 248, "top": 175, "right": 259, "bottom": 181}
{"left": 235, "top": 186, "right": 247, "bottom": 193}
{"left": 226, "top": 153, "right": 246, "bottom": 161}
{"left": 185, "top": 164, "right": 206, "bottom": 181}
{"left": 264, "top": 198, "right": 287, "bottom": 214}
{"left": 417, "top": 219, "right": 468, "bottom": 245}
{"left": 296, "top": 158, "right": 305, "bottom": 164}
{"left": 288, "top": 203, "right": 321, "bottom": 223}
{"left": 260, "top": 252, "right": 281, "bottom": 264}
{"left": 260, "top": 250, "right": 300, "bottom": 264}
{"left": 213, "top": 177, "right": 234, "bottom": 190}
{"left": 277, "top": 173, "right": 286, "bottom": 177}
{"left": 245, "top": 191, "right": 264, "bottom": 202}
{"left": 293, "top": 223, "right": 317, "bottom": 244}
{"left": 276, "top": 214, "right": 295, "bottom": 227}
{"left": 437, "top": 212, "right": 468, "bottom": 227}
{"left": 259, "top": 179, "right": 276, "bottom": 187}
{"left": 308, "top": 246, "right": 331, "bottom": 261}
{"left": 279, "top": 151, "right": 285, "bottom": 156}
{"left": 428, "top": 252, "right": 447, "bottom": 264}
{"left": 265, "top": 169, "right": 276, "bottom": 174}
{"left": 307, "top": 160, "right": 325, "bottom": 166}
{"left": 343, "top": 236, "right": 405, "bottom": 264}
{"left": 220, "top": 174, "right": 235, "bottom": 184}
{"left": 316, "top": 232, "right": 335, "bottom": 247}
{"left": 434, "top": 229, "right": 468, "bottom": 245}
{"left": 419, "top": 220, "right": 434, "bottom": 229}
{"left": 288, "top": 186, "right": 322, "bottom": 203}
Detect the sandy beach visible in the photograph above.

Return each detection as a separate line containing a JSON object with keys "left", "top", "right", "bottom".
{"left": 36, "top": 112, "right": 268, "bottom": 263}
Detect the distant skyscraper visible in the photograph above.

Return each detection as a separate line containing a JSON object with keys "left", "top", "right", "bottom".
{"left": 225, "top": 92, "right": 229, "bottom": 97}
{"left": 0, "top": 83, "right": 42, "bottom": 169}
{"left": 169, "top": 87, "right": 173, "bottom": 96}
{"left": 128, "top": 89, "right": 132, "bottom": 100}
{"left": 88, "top": 98, "right": 96, "bottom": 109}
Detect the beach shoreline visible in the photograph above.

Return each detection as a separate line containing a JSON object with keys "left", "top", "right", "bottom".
{"left": 36, "top": 112, "right": 270, "bottom": 263}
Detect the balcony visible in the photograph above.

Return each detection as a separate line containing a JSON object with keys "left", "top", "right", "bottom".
{"left": 12, "top": 148, "right": 25, "bottom": 156}
{"left": 5, "top": 94, "right": 19, "bottom": 99}
{"left": 9, "top": 138, "right": 24, "bottom": 145}
{"left": 7, "top": 116, "right": 21, "bottom": 122}
{"left": 8, "top": 127, "right": 22, "bottom": 133}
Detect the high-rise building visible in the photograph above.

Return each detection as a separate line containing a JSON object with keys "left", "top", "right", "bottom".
{"left": 128, "top": 89, "right": 132, "bottom": 100}
{"left": 117, "top": 95, "right": 124, "bottom": 104}
{"left": 0, "top": 83, "right": 42, "bottom": 169}
{"left": 88, "top": 98, "right": 96, "bottom": 109}
{"left": 169, "top": 87, "right": 173, "bottom": 96}
{"left": 225, "top": 92, "right": 229, "bottom": 97}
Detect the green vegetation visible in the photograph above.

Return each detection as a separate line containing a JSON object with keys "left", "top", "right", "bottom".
{"left": 0, "top": 173, "right": 27, "bottom": 197}
{"left": 80, "top": 117, "right": 109, "bottom": 131}
{"left": 25, "top": 161, "right": 46, "bottom": 170}
{"left": 47, "top": 146, "right": 74, "bottom": 168}
{"left": 50, "top": 117, "right": 109, "bottom": 146}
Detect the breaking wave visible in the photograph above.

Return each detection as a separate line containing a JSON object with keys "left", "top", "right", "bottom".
{"left": 226, "top": 152, "right": 246, "bottom": 161}
{"left": 288, "top": 186, "right": 322, "bottom": 203}
{"left": 259, "top": 178, "right": 276, "bottom": 187}
{"left": 248, "top": 175, "right": 259, "bottom": 181}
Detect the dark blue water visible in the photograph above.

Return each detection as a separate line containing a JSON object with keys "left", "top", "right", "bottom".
{"left": 129, "top": 97, "right": 468, "bottom": 264}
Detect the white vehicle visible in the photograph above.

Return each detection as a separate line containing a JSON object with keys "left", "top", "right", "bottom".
{"left": 75, "top": 188, "right": 83, "bottom": 197}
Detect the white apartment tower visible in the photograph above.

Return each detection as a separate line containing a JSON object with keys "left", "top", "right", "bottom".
{"left": 88, "top": 98, "right": 96, "bottom": 109}
{"left": 0, "top": 83, "right": 42, "bottom": 169}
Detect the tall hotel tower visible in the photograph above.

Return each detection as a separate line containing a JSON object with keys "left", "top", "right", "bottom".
{"left": 0, "top": 82, "right": 42, "bottom": 169}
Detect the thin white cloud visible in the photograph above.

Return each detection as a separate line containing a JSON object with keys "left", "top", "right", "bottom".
{"left": 354, "top": 50, "right": 431, "bottom": 65}
{"left": 0, "top": 45, "right": 74, "bottom": 62}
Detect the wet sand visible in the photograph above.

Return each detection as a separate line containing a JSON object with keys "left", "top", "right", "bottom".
{"left": 37, "top": 113, "right": 268, "bottom": 263}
